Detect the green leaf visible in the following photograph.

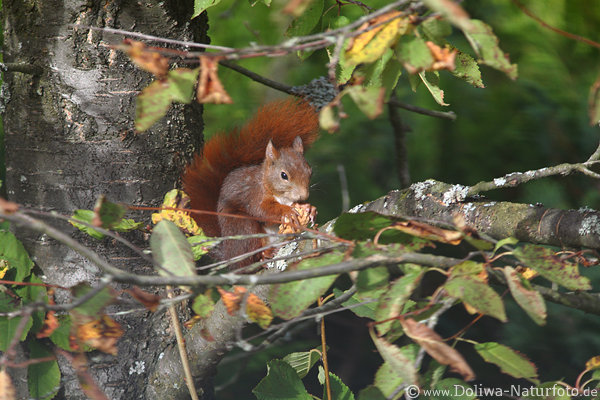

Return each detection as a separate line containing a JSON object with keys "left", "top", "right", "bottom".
{"left": 444, "top": 276, "right": 507, "bottom": 322}
{"left": 432, "top": 378, "right": 476, "bottom": 400}
{"left": 493, "top": 237, "right": 518, "bottom": 254}
{"left": 395, "top": 35, "right": 434, "bottom": 73}
{"left": 27, "top": 340, "right": 61, "bottom": 400}
{"left": 188, "top": 235, "right": 218, "bottom": 261}
{"left": 334, "top": 288, "right": 377, "bottom": 320}
{"left": 380, "top": 59, "right": 403, "bottom": 100}
{"left": 112, "top": 218, "right": 144, "bottom": 232}
{"left": 71, "top": 284, "right": 117, "bottom": 317}
{"left": 0, "top": 230, "right": 34, "bottom": 282}
{"left": 374, "top": 361, "right": 409, "bottom": 398}
{"left": 0, "top": 292, "right": 33, "bottom": 352}
{"left": 333, "top": 212, "right": 394, "bottom": 241}
{"left": 364, "top": 49, "right": 394, "bottom": 88}
{"left": 474, "top": 342, "right": 538, "bottom": 383}
{"left": 462, "top": 19, "right": 518, "bottom": 79}
{"left": 252, "top": 359, "right": 312, "bottom": 400}
{"left": 337, "top": 39, "right": 356, "bottom": 85}
{"left": 151, "top": 220, "right": 197, "bottom": 278}
{"left": 419, "top": 71, "right": 449, "bottom": 106}
{"left": 451, "top": 50, "right": 484, "bottom": 88}
{"left": 449, "top": 260, "right": 484, "bottom": 277}
{"left": 375, "top": 264, "right": 423, "bottom": 335}
{"left": 358, "top": 386, "right": 386, "bottom": 400}
{"left": 356, "top": 266, "right": 389, "bottom": 302}
{"left": 370, "top": 329, "right": 418, "bottom": 386}
{"left": 270, "top": 252, "right": 342, "bottom": 319}
{"left": 345, "top": 85, "right": 385, "bottom": 119}
{"left": 514, "top": 244, "right": 591, "bottom": 291}
{"left": 15, "top": 274, "right": 47, "bottom": 333}
{"left": 526, "top": 382, "right": 572, "bottom": 400}
{"left": 503, "top": 266, "right": 546, "bottom": 325}
{"left": 50, "top": 315, "right": 74, "bottom": 351}
{"left": 283, "top": 349, "right": 321, "bottom": 379}
{"left": 286, "top": 0, "right": 324, "bottom": 37}
{"left": 193, "top": 0, "right": 222, "bottom": 18}
{"left": 323, "top": 372, "right": 355, "bottom": 400}
{"left": 419, "top": 17, "right": 452, "bottom": 44}
{"left": 93, "top": 195, "right": 126, "bottom": 229}
{"left": 135, "top": 68, "right": 200, "bottom": 132}
{"left": 192, "top": 293, "right": 215, "bottom": 318}
{"left": 70, "top": 209, "right": 104, "bottom": 240}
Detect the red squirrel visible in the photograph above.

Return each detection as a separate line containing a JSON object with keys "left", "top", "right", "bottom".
{"left": 182, "top": 98, "right": 319, "bottom": 269}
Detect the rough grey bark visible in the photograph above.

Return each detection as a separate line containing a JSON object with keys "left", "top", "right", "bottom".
{"left": 3, "top": 1, "right": 206, "bottom": 398}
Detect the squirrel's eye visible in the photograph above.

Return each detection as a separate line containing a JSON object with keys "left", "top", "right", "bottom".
{"left": 281, "top": 171, "right": 288, "bottom": 180}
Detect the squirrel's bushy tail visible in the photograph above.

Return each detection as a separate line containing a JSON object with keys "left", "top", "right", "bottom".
{"left": 182, "top": 98, "right": 320, "bottom": 237}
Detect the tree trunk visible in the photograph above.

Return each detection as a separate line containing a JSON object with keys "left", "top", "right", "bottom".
{"left": 3, "top": 1, "right": 206, "bottom": 398}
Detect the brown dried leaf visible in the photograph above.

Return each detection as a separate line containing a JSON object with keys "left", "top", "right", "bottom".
{"left": 36, "top": 311, "right": 59, "bottom": 339}
{"left": 217, "top": 286, "right": 246, "bottom": 315}
{"left": 401, "top": 318, "right": 475, "bottom": 381}
{"left": 122, "top": 40, "right": 169, "bottom": 79}
{"left": 126, "top": 287, "right": 161, "bottom": 312}
{"left": 199, "top": 327, "right": 215, "bottom": 342}
{"left": 426, "top": 41, "right": 457, "bottom": 71}
{"left": 0, "top": 198, "right": 18, "bottom": 214}
{"left": 197, "top": 56, "right": 233, "bottom": 104}
{"left": 184, "top": 315, "right": 201, "bottom": 329}
{"left": 76, "top": 315, "right": 124, "bottom": 356}
{"left": 378, "top": 220, "right": 462, "bottom": 244}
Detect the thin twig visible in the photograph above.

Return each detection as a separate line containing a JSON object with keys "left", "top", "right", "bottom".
{"left": 0, "top": 208, "right": 461, "bottom": 287}
{"left": 70, "top": 25, "right": 233, "bottom": 51}
{"left": 467, "top": 159, "right": 600, "bottom": 197}
{"left": 168, "top": 287, "right": 200, "bottom": 400}
{"left": 586, "top": 142, "right": 600, "bottom": 162}
{"left": 388, "top": 98, "right": 456, "bottom": 120}
{"left": 511, "top": 0, "right": 600, "bottom": 49}
{"left": 23, "top": 208, "right": 160, "bottom": 271}
{"left": 219, "top": 60, "right": 294, "bottom": 94}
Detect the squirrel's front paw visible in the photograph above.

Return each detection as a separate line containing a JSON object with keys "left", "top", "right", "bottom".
{"left": 279, "top": 203, "right": 316, "bottom": 234}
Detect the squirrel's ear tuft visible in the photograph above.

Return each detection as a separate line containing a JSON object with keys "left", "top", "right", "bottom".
{"left": 292, "top": 136, "right": 304, "bottom": 154}
{"left": 265, "top": 140, "right": 279, "bottom": 161}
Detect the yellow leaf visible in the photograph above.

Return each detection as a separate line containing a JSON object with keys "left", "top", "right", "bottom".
{"left": 586, "top": 355, "right": 600, "bottom": 370}
{"left": 0, "top": 260, "right": 8, "bottom": 279}
{"left": 152, "top": 189, "right": 203, "bottom": 236}
{"left": 345, "top": 11, "right": 412, "bottom": 66}
{"left": 246, "top": 294, "right": 273, "bottom": 329}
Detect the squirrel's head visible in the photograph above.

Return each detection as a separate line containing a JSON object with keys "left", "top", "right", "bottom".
{"left": 264, "top": 136, "right": 312, "bottom": 204}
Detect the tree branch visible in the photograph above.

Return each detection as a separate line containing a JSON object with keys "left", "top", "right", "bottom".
{"left": 388, "top": 97, "right": 457, "bottom": 120}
